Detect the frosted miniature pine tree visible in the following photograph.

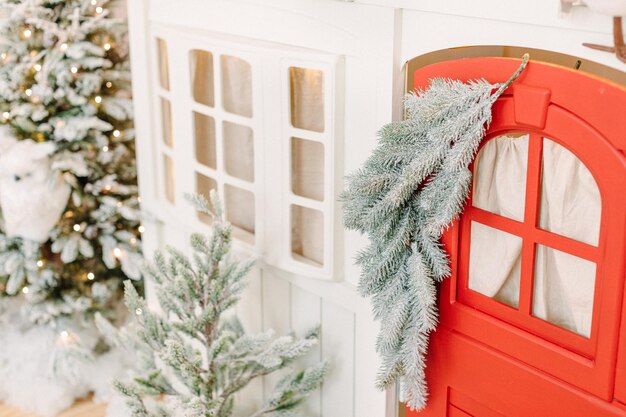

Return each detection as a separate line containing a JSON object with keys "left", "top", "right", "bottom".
{"left": 97, "top": 192, "right": 326, "bottom": 417}
{"left": 0, "top": 0, "right": 141, "bottom": 322}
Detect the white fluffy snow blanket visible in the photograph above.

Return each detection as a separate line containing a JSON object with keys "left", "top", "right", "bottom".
{"left": 0, "top": 299, "right": 131, "bottom": 416}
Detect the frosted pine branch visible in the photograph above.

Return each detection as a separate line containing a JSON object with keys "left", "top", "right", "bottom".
{"left": 341, "top": 55, "right": 529, "bottom": 410}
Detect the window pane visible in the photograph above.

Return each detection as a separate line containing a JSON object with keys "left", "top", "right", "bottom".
{"left": 221, "top": 55, "right": 252, "bottom": 117}
{"left": 539, "top": 138, "right": 601, "bottom": 246}
{"left": 291, "top": 205, "right": 324, "bottom": 267}
{"left": 225, "top": 184, "right": 255, "bottom": 244}
{"left": 223, "top": 121, "right": 254, "bottom": 182}
{"left": 472, "top": 133, "right": 528, "bottom": 221}
{"left": 160, "top": 98, "right": 173, "bottom": 147}
{"left": 469, "top": 222, "right": 522, "bottom": 308}
{"left": 193, "top": 112, "right": 216, "bottom": 169}
{"left": 533, "top": 245, "right": 596, "bottom": 337}
{"left": 196, "top": 173, "right": 217, "bottom": 225}
{"left": 291, "top": 137, "right": 324, "bottom": 201}
{"left": 163, "top": 154, "right": 175, "bottom": 204}
{"left": 289, "top": 67, "right": 324, "bottom": 133}
{"left": 190, "top": 49, "right": 215, "bottom": 107}
{"left": 156, "top": 38, "right": 169, "bottom": 90}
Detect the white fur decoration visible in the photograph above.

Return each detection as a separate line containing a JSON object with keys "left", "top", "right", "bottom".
{"left": 0, "top": 299, "right": 132, "bottom": 417}
{"left": 585, "top": 0, "right": 626, "bottom": 15}
{"left": 0, "top": 125, "right": 17, "bottom": 154}
{"left": 0, "top": 128, "right": 71, "bottom": 243}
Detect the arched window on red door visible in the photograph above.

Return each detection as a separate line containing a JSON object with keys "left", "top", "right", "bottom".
{"left": 458, "top": 131, "right": 601, "bottom": 355}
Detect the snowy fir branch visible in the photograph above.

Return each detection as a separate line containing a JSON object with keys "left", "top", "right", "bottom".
{"left": 0, "top": 0, "right": 141, "bottom": 323}
{"left": 97, "top": 191, "right": 326, "bottom": 417}
{"left": 342, "top": 55, "right": 529, "bottom": 410}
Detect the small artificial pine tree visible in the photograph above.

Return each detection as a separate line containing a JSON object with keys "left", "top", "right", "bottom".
{"left": 342, "top": 55, "right": 529, "bottom": 410}
{"left": 97, "top": 192, "right": 326, "bottom": 417}
{"left": 0, "top": 0, "right": 141, "bottom": 322}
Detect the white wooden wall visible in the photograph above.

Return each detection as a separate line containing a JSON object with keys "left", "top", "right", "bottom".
{"left": 396, "top": 1, "right": 626, "bottom": 74}
{"left": 127, "top": 1, "right": 399, "bottom": 416}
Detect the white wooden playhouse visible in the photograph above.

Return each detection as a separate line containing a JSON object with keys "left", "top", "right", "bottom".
{"left": 126, "top": 1, "right": 626, "bottom": 416}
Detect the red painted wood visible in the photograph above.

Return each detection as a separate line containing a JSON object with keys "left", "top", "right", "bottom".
{"left": 411, "top": 57, "right": 626, "bottom": 151}
{"left": 406, "top": 57, "right": 626, "bottom": 417}
{"left": 447, "top": 405, "right": 473, "bottom": 417}
{"left": 449, "top": 388, "right": 505, "bottom": 417}
{"left": 513, "top": 85, "right": 551, "bottom": 129}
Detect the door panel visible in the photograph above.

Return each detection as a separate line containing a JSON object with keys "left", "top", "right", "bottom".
{"left": 452, "top": 98, "right": 625, "bottom": 399}
{"left": 408, "top": 57, "right": 626, "bottom": 417}
{"left": 413, "top": 326, "right": 626, "bottom": 417}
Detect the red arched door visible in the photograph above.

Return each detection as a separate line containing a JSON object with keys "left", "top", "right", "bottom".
{"left": 407, "top": 58, "right": 626, "bottom": 417}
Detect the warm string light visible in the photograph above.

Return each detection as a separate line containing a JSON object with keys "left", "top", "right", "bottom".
{"left": 60, "top": 43, "right": 68, "bottom": 52}
{"left": 135, "top": 308, "right": 143, "bottom": 316}
{"left": 36, "top": 260, "right": 44, "bottom": 268}
{"left": 95, "top": 6, "right": 103, "bottom": 14}
{"left": 102, "top": 145, "right": 109, "bottom": 152}
{"left": 87, "top": 272, "right": 95, "bottom": 280}
{"left": 24, "top": 88, "right": 32, "bottom": 96}
{"left": 113, "top": 247, "right": 122, "bottom": 258}
{"left": 58, "top": 330, "right": 75, "bottom": 345}
{"left": 70, "top": 66, "right": 78, "bottom": 74}
{"left": 73, "top": 223, "right": 81, "bottom": 232}
{"left": 105, "top": 81, "right": 113, "bottom": 88}
{"left": 130, "top": 238, "right": 137, "bottom": 245}
{"left": 116, "top": 201, "right": 122, "bottom": 208}
{"left": 1, "top": 53, "right": 7, "bottom": 60}
{"left": 112, "top": 130, "right": 120, "bottom": 138}
{"left": 90, "top": 0, "right": 97, "bottom": 5}
{"left": 103, "top": 42, "right": 112, "bottom": 51}
{"left": 22, "top": 286, "right": 29, "bottom": 294}
{"left": 94, "top": 95, "right": 102, "bottom": 104}
{"left": 2, "top": 112, "right": 10, "bottom": 120}
{"left": 138, "top": 225, "right": 145, "bottom": 234}
{"left": 34, "top": 63, "right": 41, "bottom": 72}
{"left": 23, "top": 28, "right": 32, "bottom": 38}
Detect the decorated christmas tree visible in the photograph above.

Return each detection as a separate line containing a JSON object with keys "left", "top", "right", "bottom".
{"left": 0, "top": 0, "right": 141, "bottom": 322}
{"left": 98, "top": 192, "right": 327, "bottom": 417}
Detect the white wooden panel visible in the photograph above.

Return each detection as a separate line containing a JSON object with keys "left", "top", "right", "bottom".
{"left": 291, "top": 286, "right": 323, "bottom": 416}
{"left": 237, "top": 266, "right": 264, "bottom": 334}
{"left": 128, "top": 0, "right": 160, "bottom": 209}
{"left": 321, "top": 299, "right": 356, "bottom": 417}
{"left": 346, "top": 0, "right": 613, "bottom": 35}
{"left": 234, "top": 265, "right": 264, "bottom": 414}
{"left": 262, "top": 270, "right": 292, "bottom": 400}
{"left": 401, "top": 9, "right": 626, "bottom": 73}
{"left": 354, "top": 305, "right": 385, "bottom": 417}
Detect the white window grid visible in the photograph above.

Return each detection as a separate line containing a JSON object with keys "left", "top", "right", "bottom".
{"left": 149, "top": 26, "right": 341, "bottom": 280}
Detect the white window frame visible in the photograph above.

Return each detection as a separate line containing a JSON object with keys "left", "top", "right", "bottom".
{"left": 147, "top": 26, "right": 342, "bottom": 280}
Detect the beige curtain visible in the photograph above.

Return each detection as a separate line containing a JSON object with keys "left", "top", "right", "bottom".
{"left": 289, "top": 67, "right": 325, "bottom": 133}
{"left": 469, "top": 134, "right": 600, "bottom": 337}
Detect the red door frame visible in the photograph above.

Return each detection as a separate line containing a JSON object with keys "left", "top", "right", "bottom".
{"left": 406, "top": 57, "right": 626, "bottom": 416}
